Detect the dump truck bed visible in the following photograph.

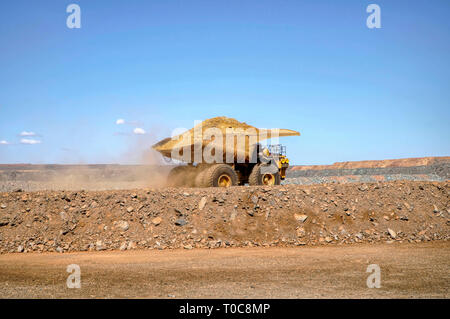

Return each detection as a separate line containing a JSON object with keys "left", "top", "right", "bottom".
{"left": 152, "top": 117, "right": 300, "bottom": 163}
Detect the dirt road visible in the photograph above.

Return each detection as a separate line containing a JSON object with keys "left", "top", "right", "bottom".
{"left": 0, "top": 242, "right": 448, "bottom": 298}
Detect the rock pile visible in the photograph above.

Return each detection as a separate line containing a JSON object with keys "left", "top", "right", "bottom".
{"left": 0, "top": 181, "right": 448, "bottom": 253}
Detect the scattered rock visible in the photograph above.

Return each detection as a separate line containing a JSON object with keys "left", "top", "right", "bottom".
{"left": 173, "top": 208, "right": 183, "bottom": 216}
{"left": 294, "top": 214, "right": 308, "bottom": 223}
{"left": 59, "top": 211, "right": 68, "bottom": 221}
{"left": 387, "top": 228, "right": 397, "bottom": 239}
{"left": 126, "top": 206, "right": 134, "bottom": 213}
{"left": 296, "top": 227, "right": 306, "bottom": 237}
{"left": 198, "top": 197, "right": 207, "bottom": 211}
{"left": 116, "top": 220, "right": 129, "bottom": 231}
{"left": 359, "top": 184, "right": 368, "bottom": 191}
{"left": 96, "top": 240, "right": 106, "bottom": 251}
{"left": 175, "top": 219, "right": 187, "bottom": 226}
{"left": 0, "top": 217, "right": 9, "bottom": 227}
{"left": 404, "top": 202, "right": 413, "bottom": 211}
{"left": 152, "top": 217, "right": 162, "bottom": 226}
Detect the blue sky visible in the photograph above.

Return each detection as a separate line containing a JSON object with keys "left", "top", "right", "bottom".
{"left": 0, "top": 0, "right": 449, "bottom": 165}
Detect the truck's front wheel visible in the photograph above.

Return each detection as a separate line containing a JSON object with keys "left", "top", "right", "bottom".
{"left": 248, "top": 163, "right": 281, "bottom": 186}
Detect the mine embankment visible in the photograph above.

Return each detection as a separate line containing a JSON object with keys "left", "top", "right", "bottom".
{"left": 0, "top": 181, "right": 448, "bottom": 254}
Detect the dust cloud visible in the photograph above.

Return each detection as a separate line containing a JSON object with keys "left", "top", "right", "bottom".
{"left": 0, "top": 127, "right": 175, "bottom": 191}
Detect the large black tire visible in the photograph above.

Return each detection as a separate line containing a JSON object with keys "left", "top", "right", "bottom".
{"left": 204, "top": 164, "right": 238, "bottom": 187}
{"left": 194, "top": 168, "right": 208, "bottom": 187}
{"left": 248, "top": 163, "right": 281, "bottom": 186}
{"left": 166, "top": 166, "right": 196, "bottom": 187}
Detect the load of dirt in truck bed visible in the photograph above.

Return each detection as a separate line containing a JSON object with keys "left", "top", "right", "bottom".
{"left": 152, "top": 116, "right": 300, "bottom": 161}
{"left": 0, "top": 181, "right": 448, "bottom": 254}
{"left": 152, "top": 117, "right": 256, "bottom": 153}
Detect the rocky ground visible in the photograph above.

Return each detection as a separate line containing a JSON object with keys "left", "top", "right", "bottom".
{"left": 0, "top": 181, "right": 448, "bottom": 254}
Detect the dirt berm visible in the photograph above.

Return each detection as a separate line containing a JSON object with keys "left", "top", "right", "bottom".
{"left": 0, "top": 181, "right": 448, "bottom": 254}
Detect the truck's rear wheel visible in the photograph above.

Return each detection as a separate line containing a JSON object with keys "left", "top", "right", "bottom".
{"left": 249, "top": 164, "right": 281, "bottom": 186}
{"left": 194, "top": 168, "right": 208, "bottom": 187}
{"left": 204, "top": 164, "right": 238, "bottom": 187}
{"left": 166, "top": 166, "right": 196, "bottom": 187}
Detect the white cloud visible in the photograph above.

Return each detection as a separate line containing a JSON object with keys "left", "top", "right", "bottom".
{"left": 20, "top": 138, "right": 42, "bottom": 145}
{"left": 116, "top": 119, "right": 125, "bottom": 125}
{"left": 19, "top": 131, "right": 37, "bottom": 136}
{"left": 133, "top": 127, "right": 146, "bottom": 135}
{"left": 0, "top": 140, "right": 9, "bottom": 145}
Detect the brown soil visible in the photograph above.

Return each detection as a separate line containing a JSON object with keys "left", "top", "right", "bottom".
{"left": 0, "top": 181, "right": 448, "bottom": 254}
{"left": 0, "top": 242, "right": 448, "bottom": 298}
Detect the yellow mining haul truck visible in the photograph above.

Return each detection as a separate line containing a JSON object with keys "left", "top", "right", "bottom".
{"left": 152, "top": 117, "right": 300, "bottom": 187}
